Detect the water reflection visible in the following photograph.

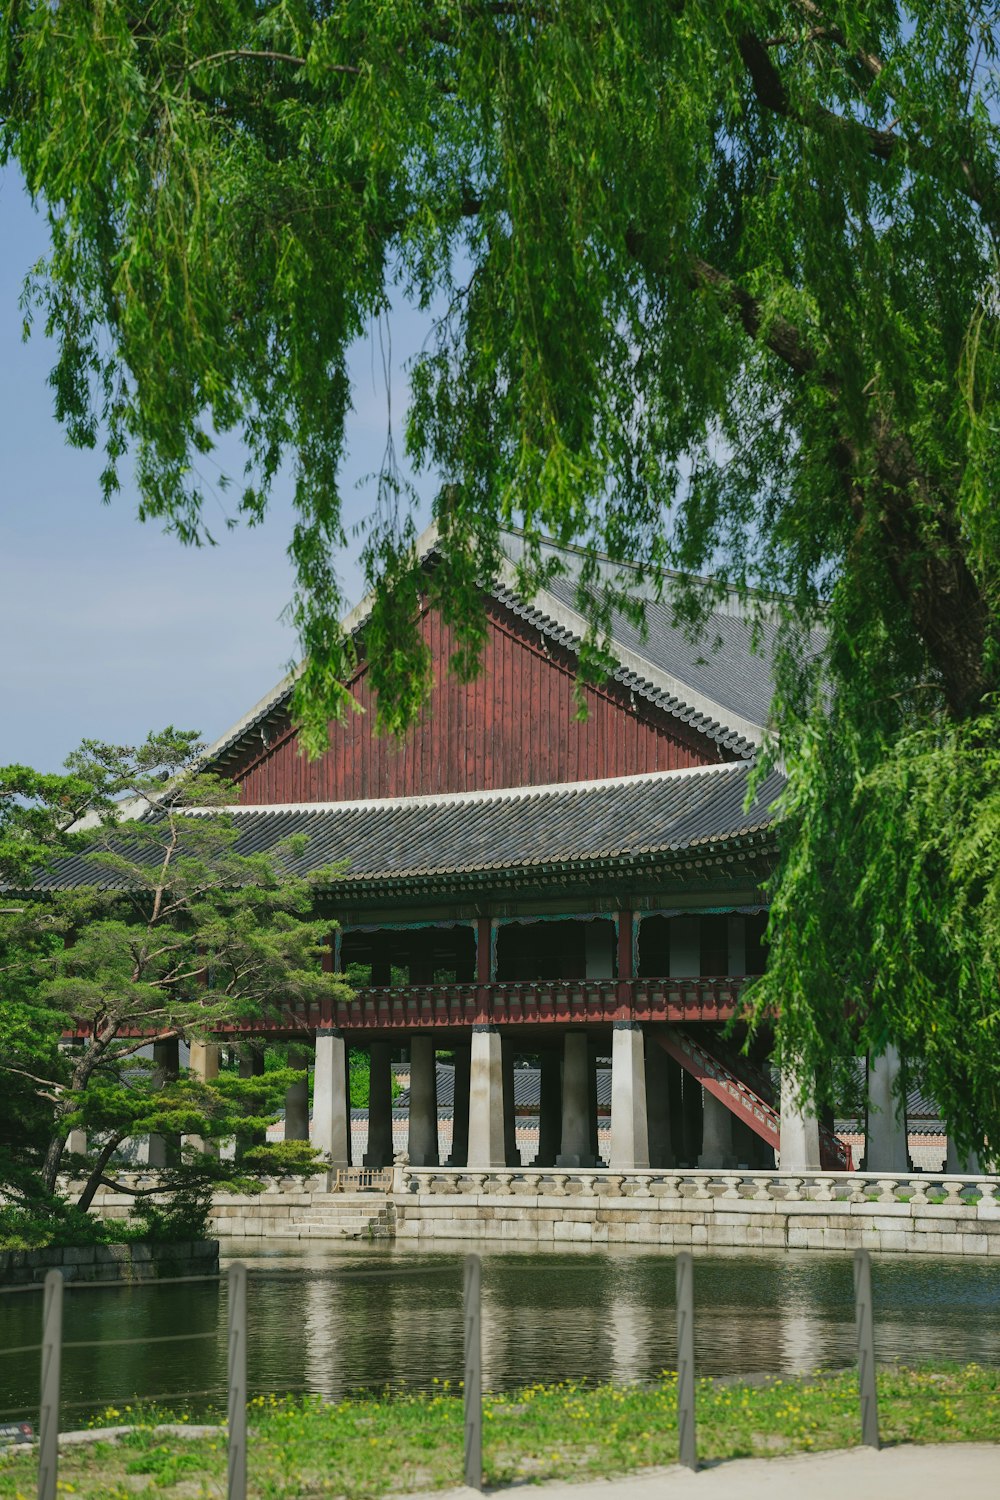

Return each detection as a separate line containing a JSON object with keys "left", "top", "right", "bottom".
{"left": 0, "top": 1242, "right": 996, "bottom": 1424}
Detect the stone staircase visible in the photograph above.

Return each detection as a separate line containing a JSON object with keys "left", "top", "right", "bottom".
{"left": 267, "top": 1192, "right": 395, "bottom": 1240}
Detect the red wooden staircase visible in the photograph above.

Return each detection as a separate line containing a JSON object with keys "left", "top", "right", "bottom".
{"left": 651, "top": 1026, "right": 852, "bottom": 1170}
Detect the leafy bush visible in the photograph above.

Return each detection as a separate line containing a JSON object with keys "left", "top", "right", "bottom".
{"left": 127, "top": 1182, "right": 212, "bottom": 1244}
{"left": 0, "top": 1200, "right": 120, "bottom": 1251}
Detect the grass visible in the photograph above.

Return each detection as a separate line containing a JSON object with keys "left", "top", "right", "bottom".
{"left": 0, "top": 1364, "right": 997, "bottom": 1499}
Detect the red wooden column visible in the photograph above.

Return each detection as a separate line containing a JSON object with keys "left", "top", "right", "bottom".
{"left": 320, "top": 931, "right": 338, "bottom": 1028}
{"left": 616, "top": 909, "right": 634, "bottom": 1021}
{"left": 475, "top": 917, "right": 493, "bottom": 1025}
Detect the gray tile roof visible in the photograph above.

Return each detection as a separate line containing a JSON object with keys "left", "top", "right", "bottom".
{"left": 499, "top": 533, "right": 825, "bottom": 755}
{"left": 202, "top": 524, "right": 820, "bottom": 774}
{"left": 25, "top": 764, "right": 783, "bottom": 893}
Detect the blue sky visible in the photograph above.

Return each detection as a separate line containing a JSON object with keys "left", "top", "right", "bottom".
{"left": 0, "top": 163, "right": 436, "bottom": 773}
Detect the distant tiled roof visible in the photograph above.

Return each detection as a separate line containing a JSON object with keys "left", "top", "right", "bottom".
{"left": 27, "top": 764, "right": 783, "bottom": 894}
{"left": 395, "top": 1062, "right": 613, "bottom": 1113}
{"left": 399, "top": 1062, "right": 946, "bottom": 1127}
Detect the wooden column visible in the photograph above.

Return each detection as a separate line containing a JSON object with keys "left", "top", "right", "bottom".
{"left": 475, "top": 916, "right": 493, "bottom": 1024}
{"left": 616, "top": 909, "right": 634, "bottom": 1020}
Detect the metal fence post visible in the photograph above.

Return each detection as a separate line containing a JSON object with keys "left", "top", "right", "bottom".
{"left": 37, "top": 1269, "right": 63, "bottom": 1500}
{"left": 227, "top": 1262, "right": 248, "bottom": 1500}
{"left": 675, "top": 1250, "right": 697, "bottom": 1471}
{"left": 463, "top": 1253, "right": 482, "bottom": 1490}
{"left": 853, "top": 1248, "right": 880, "bottom": 1449}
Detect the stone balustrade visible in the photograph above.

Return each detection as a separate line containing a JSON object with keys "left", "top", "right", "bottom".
{"left": 54, "top": 1167, "right": 1000, "bottom": 1253}
{"left": 393, "top": 1166, "right": 1000, "bottom": 1254}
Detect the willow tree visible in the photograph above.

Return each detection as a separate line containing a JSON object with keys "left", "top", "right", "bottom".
{"left": 2, "top": 4, "right": 999, "bottom": 1153}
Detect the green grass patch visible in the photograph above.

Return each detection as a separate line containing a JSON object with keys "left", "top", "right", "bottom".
{"left": 0, "top": 1364, "right": 997, "bottom": 1498}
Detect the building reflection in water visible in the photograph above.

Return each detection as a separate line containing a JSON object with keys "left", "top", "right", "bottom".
{"left": 4, "top": 1245, "right": 997, "bottom": 1424}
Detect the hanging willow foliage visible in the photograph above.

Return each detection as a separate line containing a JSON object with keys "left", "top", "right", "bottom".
{"left": 2, "top": 4, "right": 999, "bottom": 1152}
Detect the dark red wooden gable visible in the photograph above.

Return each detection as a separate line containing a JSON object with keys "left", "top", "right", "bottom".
{"left": 233, "top": 599, "right": 726, "bottom": 804}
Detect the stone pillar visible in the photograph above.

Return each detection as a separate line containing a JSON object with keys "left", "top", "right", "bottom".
{"left": 65, "top": 1129, "right": 88, "bottom": 1157}
{"left": 467, "top": 1026, "right": 506, "bottom": 1168}
{"left": 365, "top": 1042, "right": 394, "bottom": 1167}
{"left": 644, "top": 1040, "right": 674, "bottom": 1168}
{"left": 536, "top": 1049, "right": 562, "bottom": 1167}
{"left": 557, "top": 1031, "right": 595, "bottom": 1167}
{"left": 679, "top": 1072, "right": 703, "bottom": 1167}
{"left": 190, "top": 1042, "right": 220, "bottom": 1081}
{"left": 313, "top": 1031, "right": 350, "bottom": 1168}
{"left": 502, "top": 1038, "right": 520, "bottom": 1166}
{"left": 780, "top": 1065, "right": 821, "bottom": 1171}
{"left": 187, "top": 1041, "right": 221, "bottom": 1156}
{"left": 867, "top": 1046, "right": 910, "bottom": 1172}
{"left": 284, "top": 1048, "right": 311, "bottom": 1142}
{"left": 610, "top": 1023, "right": 650, "bottom": 1171}
{"left": 407, "top": 1035, "right": 439, "bottom": 1167}
{"left": 698, "top": 1090, "right": 735, "bottom": 1168}
{"left": 447, "top": 1046, "right": 471, "bottom": 1167}
{"left": 147, "top": 1036, "right": 181, "bottom": 1167}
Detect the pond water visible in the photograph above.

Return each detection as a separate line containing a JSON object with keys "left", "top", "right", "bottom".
{"left": 1, "top": 1241, "right": 998, "bottom": 1424}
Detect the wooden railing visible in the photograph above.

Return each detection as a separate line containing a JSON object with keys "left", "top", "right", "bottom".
{"left": 330, "top": 1166, "right": 393, "bottom": 1193}
{"left": 219, "top": 976, "right": 756, "bottom": 1035}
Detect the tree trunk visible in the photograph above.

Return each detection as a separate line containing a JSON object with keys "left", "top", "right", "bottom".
{"left": 41, "top": 1048, "right": 104, "bottom": 1194}
{"left": 76, "top": 1133, "right": 127, "bottom": 1215}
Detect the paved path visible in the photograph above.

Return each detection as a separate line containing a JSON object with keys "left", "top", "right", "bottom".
{"left": 428, "top": 1444, "right": 999, "bottom": 1500}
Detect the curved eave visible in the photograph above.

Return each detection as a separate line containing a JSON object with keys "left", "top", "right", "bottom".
{"left": 308, "top": 826, "right": 777, "bottom": 899}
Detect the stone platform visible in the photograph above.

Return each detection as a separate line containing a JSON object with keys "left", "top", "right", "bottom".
{"left": 394, "top": 1166, "right": 1000, "bottom": 1254}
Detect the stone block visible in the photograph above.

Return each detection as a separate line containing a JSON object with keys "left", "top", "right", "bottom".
{"left": 913, "top": 1216, "right": 959, "bottom": 1234}
{"left": 62, "top": 1245, "right": 96, "bottom": 1266}
{"left": 788, "top": 1215, "right": 832, "bottom": 1232}
{"left": 877, "top": 1230, "right": 911, "bottom": 1251}
{"left": 558, "top": 1221, "right": 595, "bottom": 1242}
{"left": 848, "top": 1199, "right": 910, "bottom": 1218}
{"left": 873, "top": 1214, "right": 914, "bottom": 1232}
{"left": 961, "top": 1234, "right": 989, "bottom": 1255}
{"left": 625, "top": 1222, "right": 661, "bottom": 1244}
{"left": 707, "top": 1226, "right": 737, "bottom": 1246}
{"left": 790, "top": 1199, "right": 851, "bottom": 1217}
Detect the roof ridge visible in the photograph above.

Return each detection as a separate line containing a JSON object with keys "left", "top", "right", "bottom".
{"left": 182, "top": 761, "right": 741, "bottom": 819}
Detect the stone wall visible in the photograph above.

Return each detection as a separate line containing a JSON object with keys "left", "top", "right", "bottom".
{"left": 75, "top": 1175, "right": 391, "bottom": 1241}
{"left": 0, "top": 1239, "right": 219, "bottom": 1285}
{"left": 57, "top": 1167, "right": 1000, "bottom": 1254}
{"left": 394, "top": 1167, "right": 1000, "bottom": 1255}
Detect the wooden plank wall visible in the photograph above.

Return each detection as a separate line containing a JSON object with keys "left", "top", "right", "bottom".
{"left": 234, "top": 600, "right": 725, "bottom": 803}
